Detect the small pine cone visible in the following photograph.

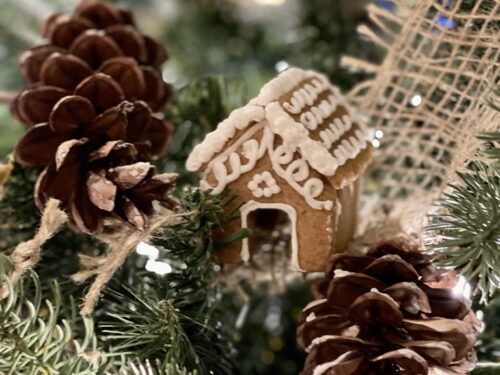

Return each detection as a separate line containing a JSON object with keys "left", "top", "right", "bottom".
{"left": 36, "top": 140, "right": 177, "bottom": 233}
{"left": 12, "top": 1, "right": 172, "bottom": 125}
{"left": 297, "top": 239, "right": 480, "bottom": 375}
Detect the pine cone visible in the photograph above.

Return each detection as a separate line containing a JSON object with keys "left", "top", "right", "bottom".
{"left": 297, "top": 239, "right": 480, "bottom": 375}
{"left": 12, "top": 1, "right": 177, "bottom": 233}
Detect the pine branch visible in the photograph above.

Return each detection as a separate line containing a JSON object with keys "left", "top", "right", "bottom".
{"left": 427, "top": 167, "right": 500, "bottom": 303}
{"left": 0, "top": 163, "right": 39, "bottom": 251}
{"left": 472, "top": 363, "right": 500, "bottom": 375}
{"left": 163, "top": 76, "right": 247, "bottom": 187}
{"left": 0, "top": 255, "right": 100, "bottom": 374}
{"left": 99, "top": 287, "right": 198, "bottom": 368}
{"left": 478, "top": 131, "right": 500, "bottom": 169}
{"left": 96, "top": 188, "right": 237, "bottom": 375}
{"left": 477, "top": 86, "right": 500, "bottom": 167}
{"left": 110, "top": 360, "right": 199, "bottom": 375}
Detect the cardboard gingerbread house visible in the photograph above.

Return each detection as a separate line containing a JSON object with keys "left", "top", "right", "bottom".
{"left": 186, "top": 68, "right": 372, "bottom": 271}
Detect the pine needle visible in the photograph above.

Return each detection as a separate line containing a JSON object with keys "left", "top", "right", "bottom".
{"left": 427, "top": 167, "right": 500, "bottom": 303}
{"left": 0, "top": 255, "right": 100, "bottom": 374}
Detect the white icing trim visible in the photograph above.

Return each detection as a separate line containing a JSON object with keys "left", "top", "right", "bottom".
{"left": 283, "top": 78, "right": 331, "bottom": 115}
{"left": 247, "top": 171, "right": 281, "bottom": 198}
{"left": 250, "top": 67, "right": 309, "bottom": 106}
{"left": 299, "top": 95, "right": 338, "bottom": 131}
{"left": 202, "top": 125, "right": 274, "bottom": 194}
{"left": 266, "top": 102, "right": 339, "bottom": 177}
{"left": 270, "top": 145, "right": 334, "bottom": 210}
{"left": 186, "top": 105, "right": 265, "bottom": 171}
{"left": 239, "top": 200, "right": 301, "bottom": 271}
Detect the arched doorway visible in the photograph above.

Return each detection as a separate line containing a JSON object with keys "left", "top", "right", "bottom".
{"left": 239, "top": 201, "right": 298, "bottom": 270}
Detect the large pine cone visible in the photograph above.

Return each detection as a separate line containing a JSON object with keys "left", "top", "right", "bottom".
{"left": 297, "top": 239, "right": 480, "bottom": 375}
{"left": 12, "top": 1, "right": 177, "bottom": 233}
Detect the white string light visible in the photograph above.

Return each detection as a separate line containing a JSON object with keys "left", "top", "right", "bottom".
{"left": 254, "top": 0, "right": 286, "bottom": 6}
{"left": 410, "top": 94, "right": 422, "bottom": 107}
{"left": 275, "top": 61, "right": 289, "bottom": 72}
{"left": 136, "top": 242, "right": 172, "bottom": 275}
{"left": 452, "top": 275, "right": 472, "bottom": 299}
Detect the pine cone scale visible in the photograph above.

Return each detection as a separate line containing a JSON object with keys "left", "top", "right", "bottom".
{"left": 40, "top": 53, "right": 93, "bottom": 90}
{"left": 19, "top": 86, "right": 70, "bottom": 125}
{"left": 105, "top": 25, "right": 147, "bottom": 61}
{"left": 384, "top": 281, "right": 432, "bottom": 314}
{"left": 15, "top": 123, "right": 69, "bottom": 166}
{"left": 49, "top": 95, "right": 96, "bottom": 132}
{"left": 349, "top": 290, "right": 404, "bottom": 328}
{"left": 20, "top": 45, "right": 65, "bottom": 82}
{"left": 46, "top": 16, "right": 94, "bottom": 48}
{"left": 326, "top": 272, "right": 386, "bottom": 308}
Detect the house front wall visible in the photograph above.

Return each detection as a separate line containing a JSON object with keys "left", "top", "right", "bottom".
{"left": 206, "top": 143, "right": 339, "bottom": 272}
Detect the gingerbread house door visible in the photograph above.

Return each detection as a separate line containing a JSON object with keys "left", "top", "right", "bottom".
{"left": 239, "top": 201, "right": 299, "bottom": 269}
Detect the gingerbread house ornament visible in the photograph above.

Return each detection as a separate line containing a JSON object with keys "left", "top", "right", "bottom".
{"left": 186, "top": 68, "right": 372, "bottom": 272}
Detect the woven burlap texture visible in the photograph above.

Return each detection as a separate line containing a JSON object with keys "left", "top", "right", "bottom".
{"left": 343, "top": 0, "right": 500, "bottom": 229}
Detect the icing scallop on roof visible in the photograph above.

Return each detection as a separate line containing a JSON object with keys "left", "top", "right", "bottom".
{"left": 186, "top": 105, "right": 266, "bottom": 171}
{"left": 250, "top": 67, "right": 312, "bottom": 106}
{"left": 186, "top": 66, "right": 371, "bottom": 195}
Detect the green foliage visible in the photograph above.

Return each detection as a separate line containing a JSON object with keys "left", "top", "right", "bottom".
{"left": 0, "top": 163, "right": 39, "bottom": 250}
{"left": 478, "top": 131, "right": 500, "bottom": 169}
{"left": 164, "top": 76, "right": 247, "bottom": 187}
{"left": 477, "top": 86, "right": 500, "bottom": 168}
{"left": 475, "top": 292, "right": 500, "bottom": 363}
{"left": 97, "top": 188, "right": 237, "bottom": 375}
{"left": 472, "top": 364, "right": 500, "bottom": 375}
{"left": 427, "top": 168, "right": 500, "bottom": 303}
{"left": 0, "top": 107, "right": 23, "bottom": 159}
{"left": 0, "top": 187, "right": 237, "bottom": 374}
{"left": 292, "top": 0, "right": 380, "bottom": 89}
{"left": 113, "top": 360, "right": 199, "bottom": 375}
{"left": 0, "top": 256, "right": 100, "bottom": 375}
{"left": 227, "top": 281, "right": 313, "bottom": 375}
{"left": 162, "top": 0, "right": 283, "bottom": 92}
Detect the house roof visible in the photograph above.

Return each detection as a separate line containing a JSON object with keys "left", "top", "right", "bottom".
{"left": 186, "top": 67, "right": 372, "bottom": 206}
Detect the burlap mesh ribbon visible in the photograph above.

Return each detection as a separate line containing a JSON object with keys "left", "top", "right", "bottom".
{"left": 343, "top": 0, "right": 500, "bottom": 229}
